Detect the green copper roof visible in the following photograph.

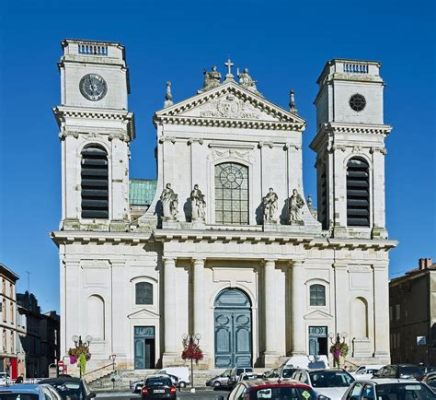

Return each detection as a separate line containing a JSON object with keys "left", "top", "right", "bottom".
{"left": 129, "top": 179, "right": 157, "bottom": 206}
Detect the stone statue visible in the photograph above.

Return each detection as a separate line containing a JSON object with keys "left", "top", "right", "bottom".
{"left": 190, "top": 184, "right": 206, "bottom": 222}
{"left": 289, "top": 188, "right": 305, "bottom": 224}
{"left": 160, "top": 183, "right": 178, "bottom": 220}
{"left": 238, "top": 68, "right": 257, "bottom": 91}
{"left": 203, "top": 66, "right": 222, "bottom": 90}
{"left": 263, "top": 187, "right": 278, "bottom": 223}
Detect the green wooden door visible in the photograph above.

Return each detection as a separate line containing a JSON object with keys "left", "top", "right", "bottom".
{"left": 214, "top": 289, "right": 252, "bottom": 368}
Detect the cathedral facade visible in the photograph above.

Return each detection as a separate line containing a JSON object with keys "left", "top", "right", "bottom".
{"left": 52, "top": 39, "right": 396, "bottom": 370}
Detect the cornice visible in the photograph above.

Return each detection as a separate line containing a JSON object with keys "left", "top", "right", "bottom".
{"left": 322, "top": 122, "right": 392, "bottom": 135}
{"left": 54, "top": 106, "right": 133, "bottom": 122}
{"left": 155, "top": 115, "right": 303, "bottom": 131}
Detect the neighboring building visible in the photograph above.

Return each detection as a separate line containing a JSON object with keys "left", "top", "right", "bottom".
{"left": 0, "top": 263, "right": 20, "bottom": 378}
{"left": 17, "top": 292, "right": 60, "bottom": 377}
{"left": 390, "top": 258, "right": 436, "bottom": 365}
{"left": 51, "top": 39, "right": 396, "bottom": 370}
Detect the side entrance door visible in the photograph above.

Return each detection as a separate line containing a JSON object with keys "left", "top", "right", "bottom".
{"left": 214, "top": 289, "right": 252, "bottom": 368}
{"left": 134, "top": 326, "right": 155, "bottom": 369}
{"left": 308, "top": 326, "right": 328, "bottom": 356}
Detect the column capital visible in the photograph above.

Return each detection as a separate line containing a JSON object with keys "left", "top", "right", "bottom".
{"left": 263, "top": 258, "right": 277, "bottom": 266}
{"left": 333, "top": 262, "right": 348, "bottom": 270}
{"left": 372, "top": 262, "right": 388, "bottom": 271}
{"left": 192, "top": 258, "right": 206, "bottom": 265}
{"left": 291, "top": 260, "right": 305, "bottom": 268}
{"left": 162, "top": 256, "right": 176, "bottom": 263}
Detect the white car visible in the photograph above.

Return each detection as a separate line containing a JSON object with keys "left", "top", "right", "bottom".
{"left": 292, "top": 368, "right": 355, "bottom": 400}
{"left": 158, "top": 367, "right": 190, "bottom": 388}
{"left": 351, "top": 365, "right": 384, "bottom": 380}
{"left": 0, "top": 372, "right": 10, "bottom": 386}
{"left": 341, "top": 378, "right": 435, "bottom": 400}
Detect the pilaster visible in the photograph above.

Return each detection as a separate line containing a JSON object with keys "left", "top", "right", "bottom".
{"left": 291, "top": 260, "right": 306, "bottom": 355}
{"left": 163, "top": 257, "right": 179, "bottom": 364}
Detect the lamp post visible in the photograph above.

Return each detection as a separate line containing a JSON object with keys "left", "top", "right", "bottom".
{"left": 109, "top": 353, "right": 116, "bottom": 390}
{"left": 329, "top": 332, "right": 348, "bottom": 368}
{"left": 71, "top": 335, "right": 92, "bottom": 378}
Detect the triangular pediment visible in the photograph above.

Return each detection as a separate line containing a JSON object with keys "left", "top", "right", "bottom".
{"left": 128, "top": 308, "right": 160, "bottom": 319}
{"left": 303, "top": 309, "right": 333, "bottom": 320}
{"left": 155, "top": 81, "right": 305, "bottom": 127}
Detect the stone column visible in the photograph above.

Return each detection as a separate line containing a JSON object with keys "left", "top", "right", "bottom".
{"left": 332, "top": 146, "right": 347, "bottom": 237}
{"left": 163, "top": 257, "right": 178, "bottom": 364}
{"left": 264, "top": 259, "right": 278, "bottom": 365}
{"left": 373, "top": 262, "right": 390, "bottom": 362}
{"left": 291, "top": 261, "right": 306, "bottom": 355}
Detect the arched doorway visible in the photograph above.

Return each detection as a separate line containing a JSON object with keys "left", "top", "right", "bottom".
{"left": 214, "top": 288, "right": 252, "bottom": 368}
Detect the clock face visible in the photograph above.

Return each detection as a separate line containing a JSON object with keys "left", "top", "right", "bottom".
{"left": 79, "top": 73, "right": 107, "bottom": 101}
{"left": 349, "top": 93, "right": 366, "bottom": 112}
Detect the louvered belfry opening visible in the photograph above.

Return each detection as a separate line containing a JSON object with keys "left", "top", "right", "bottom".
{"left": 81, "top": 145, "right": 109, "bottom": 219}
{"left": 347, "top": 157, "right": 370, "bottom": 227}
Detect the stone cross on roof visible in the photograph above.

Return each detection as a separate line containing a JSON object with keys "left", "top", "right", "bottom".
{"left": 225, "top": 58, "right": 234, "bottom": 80}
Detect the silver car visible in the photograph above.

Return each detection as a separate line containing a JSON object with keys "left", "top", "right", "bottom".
{"left": 0, "top": 384, "right": 62, "bottom": 400}
{"left": 341, "top": 378, "right": 435, "bottom": 400}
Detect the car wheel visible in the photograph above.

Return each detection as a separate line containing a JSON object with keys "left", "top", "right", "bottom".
{"left": 213, "top": 381, "right": 221, "bottom": 387}
{"left": 179, "top": 381, "right": 186, "bottom": 388}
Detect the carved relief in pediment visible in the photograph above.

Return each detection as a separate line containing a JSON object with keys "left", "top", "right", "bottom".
{"left": 182, "top": 94, "right": 276, "bottom": 121}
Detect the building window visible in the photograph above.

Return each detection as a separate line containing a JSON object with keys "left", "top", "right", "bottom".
{"left": 346, "top": 157, "right": 370, "bottom": 227}
{"left": 215, "top": 163, "right": 249, "bottom": 224}
{"left": 395, "top": 304, "right": 400, "bottom": 320}
{"left": 81, "top": 145, "right": 109, "bottom": 219}
{"left": 136, "top": 282, "right": 153, "bottom": 305}
{"left": 310, "top": 284, "right": 326, "bottom": 306}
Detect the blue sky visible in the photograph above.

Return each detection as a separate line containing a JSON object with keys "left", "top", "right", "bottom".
{"left": 0, "top": 0, "right": 435, "bottom": 312}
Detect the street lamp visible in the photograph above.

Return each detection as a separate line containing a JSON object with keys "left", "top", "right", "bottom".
{"left": 109, "top": 353, "right": 116, "bottom": 390}
{"left": 71, "top": 335, "right": 92, "bottom": 378}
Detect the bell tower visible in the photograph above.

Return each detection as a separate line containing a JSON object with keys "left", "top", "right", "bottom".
{"left": 53, "top": 39, "right": 135, "bottom": 229}
{"left": 311, "top": 59, "right": 392, "bottom": 239}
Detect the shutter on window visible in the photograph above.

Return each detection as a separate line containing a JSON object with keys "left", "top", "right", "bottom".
{"left": 347, "top": 158, "right": 370, "bottom": 227}
{"left": 81, "top": 145, "right": 109, "bottom": 219}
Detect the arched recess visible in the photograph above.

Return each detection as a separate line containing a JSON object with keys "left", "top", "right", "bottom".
{"left": 81, "top": 144, "right": 109, "bottom": 219}
{"left": 351, "top": 297, "right": 368, "bottom": 338}
{"left": 214, "top": 288, "right": 252, "bottom": 368}
{"left": 346, "top": 157, "right": 370, "bottom": 227}
{"left": 87, "top": 295, "right": 105, "bottom": 340}
{"left": 214, "top": 162, "right": 249, "bottom": 225}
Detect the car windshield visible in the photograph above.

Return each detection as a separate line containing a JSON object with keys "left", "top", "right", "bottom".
{"left": 0, "top": 395, "right": 39, "bottom": 400}
{"left": 254, "top": 387, "right": 316, "bottom": 399}
{"left": 377, "top": 383, "right": 435, "bottom": 400}
{"left": 146, "top": 377, "right": 172, "bottom": 387}
{"left": 282, "top": 368, "right": 297, "bottom": 378}
{"left": 309, "top": 371, "right": 354, "bottom": 387}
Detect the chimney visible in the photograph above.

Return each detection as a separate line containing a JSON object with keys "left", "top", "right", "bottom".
{"left": 418, "top": 258, "right": 433, "bottom": 270}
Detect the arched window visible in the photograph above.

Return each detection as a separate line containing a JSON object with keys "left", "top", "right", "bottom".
{"left": 215, "top": 163, "right": 249, "bottom": 224}
{"left": 136, "top": 282, "right": 153, "bottom": 305}
{"left": 347, "top": 157, "right": 370, "bottom": 227}
{"left": 87, "top": 295, "right": 105, "bottom": 339}
{"left": 310, "top": 284, "right": 326, "bottom": 306}
{"left": 81, "top": 145, "right": 109, "bottom": 219}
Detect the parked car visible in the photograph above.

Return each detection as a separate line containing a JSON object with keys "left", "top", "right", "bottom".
{"left": 277, "top": 365, "right": 298, "bottom": 379}
{"left": 372, "top": 364, "right": 426, "bottom": 380}
{"left": 221, "top": 378, "right": 320, "bottom": 400}
{"left": 158, "top": 367, "right": 189, "bottom": 388}
{"left": 227, "top": 366, "right": 254, "bottom": 389}
{"left": 141, "top": 375, "right": 177, "bottom": 400}
{"left": 237, "top": 372, "right": 264, "bottom": 383}
{"left": 351, "top": 365, "right": 385, "bottom": 380}
{"left": 422, "top": 372, "right": 436, "bottom": 392}
{"left": 263, "top": 368, "right": 279, "bottom": 378}
{"left": 205, "top": 368, "right": 232, "bottom": 388}
{"left": 292, "top": 368, "right": 355, "bottom": 400}
{"left": 0, "top": 384, "right": 63, "bottom": 400}
{"left": 131, "top": 379, "right": 145, "bottom": 393}
{"left": 341, "top": 378, "right": 435, "bottom": 400}
{"left": 38, "top": 377, "right": 96, "bottom": 400}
